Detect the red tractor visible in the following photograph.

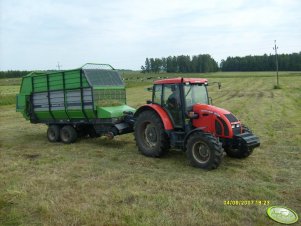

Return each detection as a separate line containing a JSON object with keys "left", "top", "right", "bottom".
{"left": 133, "top": 77, "right": 260, "bottom": 170}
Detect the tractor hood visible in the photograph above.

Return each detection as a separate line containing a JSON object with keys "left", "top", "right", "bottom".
{"left": 193, "top": 104, "right": 231, "bottom": 117}
{"left": 192, "top": 104, "right": 241, "bottom": 138}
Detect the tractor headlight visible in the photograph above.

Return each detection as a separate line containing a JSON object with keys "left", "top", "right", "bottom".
{"left": 231, "top": 125, "right": 235, "bottom": 129}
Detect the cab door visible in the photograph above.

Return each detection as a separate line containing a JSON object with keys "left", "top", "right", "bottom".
{"left": 162, "top": 84, "right": 184, "bottom": 128}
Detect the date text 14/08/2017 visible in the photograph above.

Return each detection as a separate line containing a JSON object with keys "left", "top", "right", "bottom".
{"left": 224, "top": 200, "right": 270, "bottom": 206}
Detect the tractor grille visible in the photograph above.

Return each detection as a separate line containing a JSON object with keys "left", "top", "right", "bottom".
{"left": 232, "top": 127, "right": 242, "bottom": 135}
{"left": 215, "top": 120, "right": 222, "bottom": 135}
{"left": 216, "top": 117, "right": 229, "bottom": 136}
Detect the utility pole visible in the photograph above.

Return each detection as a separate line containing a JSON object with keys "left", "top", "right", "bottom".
{"left": 57, "top": 62, "right": 62, "bottom": 70}
{"left": 273, "top": 40, "right": 279, "bottom": 87}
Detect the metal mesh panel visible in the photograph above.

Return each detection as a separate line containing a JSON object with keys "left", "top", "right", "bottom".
{"left": 93, "top": 89, "right": 126, "bottom": 107}
{"left": 82, "top": 63, "right": 114, "bottom": 70}
{"left": 83, "top": 69, "right": 124, "bottom": 86}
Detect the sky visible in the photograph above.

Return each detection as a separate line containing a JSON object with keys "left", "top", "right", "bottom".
{"left": 0, "top": 0, "right": 300, "bottom": 70}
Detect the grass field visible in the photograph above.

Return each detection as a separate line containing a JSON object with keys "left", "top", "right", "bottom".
{"left": 0, "top": 72, "right": 300, "bottom": 225}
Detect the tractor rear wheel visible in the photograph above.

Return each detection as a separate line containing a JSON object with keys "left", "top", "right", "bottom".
{"left": 47, "top": 125, "right": 61, "bottom": 142}
{"left": 186, "top": 132, "right": 223, "bottom": 170}
{"left": 134, "top": 110, "right": 169, "bottom": 157}
{"left": 60, "top": 125, "right": 78, "bottom": 144}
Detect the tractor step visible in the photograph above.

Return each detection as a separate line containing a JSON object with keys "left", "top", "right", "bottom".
{"left": 169, "top": 131, "right": 185, "bottom": 148}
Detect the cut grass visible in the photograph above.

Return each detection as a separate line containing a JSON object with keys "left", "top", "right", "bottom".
{"left": 0, "top": 94, "right": 16, "bottom": 106}
{"left": 0, "top": 86, "right": 19, "bottom": 106}
{"left": 0, "top": 78, "right": 21, "bottom": 86}
{"left": 0, "top": 72, "right": 301, "bottom": 225}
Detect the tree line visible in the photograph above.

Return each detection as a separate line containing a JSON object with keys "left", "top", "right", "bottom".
{"left": 0, "top": 70, "right": 30, "bottom": 79}
{"left": 141, "top": 54, "right": 219, "bottom": 73}
{"left": 221, "top": 52, "right": 301, "bottom": 71}
{"left": 1, "top": 52, "right": 300, "bottom": 78}
{"left": 142, "top": 52, "right": 301, "bottom": 73}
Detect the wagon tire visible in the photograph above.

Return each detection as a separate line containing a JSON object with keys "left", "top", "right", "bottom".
{"left": 47, "top": 125, "right": 61, "bottom": 142}
{"left": 60, "top": 125, "right": 78, "bottom": 144}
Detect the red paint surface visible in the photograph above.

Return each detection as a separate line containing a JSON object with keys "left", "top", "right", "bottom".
{"left": 154, "top": 77, "right": 208, "bottom": 85}
{"left": 137, "top": 104, "right": 174, "bottom": 130}
{"left": 192, "top": 104, "right": 240, "bottom": 138}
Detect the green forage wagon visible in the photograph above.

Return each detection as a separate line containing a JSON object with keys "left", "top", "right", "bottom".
{"left": 16, "top": 63, "right": 135, "bottom": 143}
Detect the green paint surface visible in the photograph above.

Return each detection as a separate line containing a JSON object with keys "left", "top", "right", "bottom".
{"left": 97, "top": 105, "right": 135, "bottom": 118}
{"left": 16, "top": 66, "right": 136, "bottom": 121}
{"left": 267, "top": 206, "right": 299, "bottom": 224}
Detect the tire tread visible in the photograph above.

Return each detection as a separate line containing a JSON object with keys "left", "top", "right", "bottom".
{"left": 134, "top": 110, "right": 169, "bottom": 157}
{"left": 186, "top": 132, "right": 223, "bottom": 170}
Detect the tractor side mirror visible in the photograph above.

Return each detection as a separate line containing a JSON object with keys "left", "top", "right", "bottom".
{"left": 146, "top": 87, "right": 152, "bottom": 92}
{"left": 209, "top": 82, "right": 221, "bottom": 89}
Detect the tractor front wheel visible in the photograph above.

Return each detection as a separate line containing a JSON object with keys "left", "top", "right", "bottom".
{"left": 225, "top": 125, "right": 254, "bottom": 158}
{"left": 186, "top": 132, "right": 223, "bottom": 170}
{"left": 134, "top": 110, "right": 169, "bottom": 157}
{"left": 225, "top": 143, "right": 253, "bottom": 158}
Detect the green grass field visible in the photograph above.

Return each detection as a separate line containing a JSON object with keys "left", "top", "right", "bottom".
{"left": 0, "top": 72, "right": 300, "bottom": 225}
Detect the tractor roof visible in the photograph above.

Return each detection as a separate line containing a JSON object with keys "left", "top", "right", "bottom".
{"left": 154, "top": 77, "right": 208, "bottom": 85}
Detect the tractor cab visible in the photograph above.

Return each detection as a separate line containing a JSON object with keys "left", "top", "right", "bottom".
{"left": 152, "top": 78, "right": 209, "bottom": 128}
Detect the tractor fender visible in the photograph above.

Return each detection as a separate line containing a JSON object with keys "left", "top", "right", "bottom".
{"left": 183, "top": 127, "right": 206, "bottom": 150}
{"left": 134, "top": 104, "right": 174, "bottom": 130}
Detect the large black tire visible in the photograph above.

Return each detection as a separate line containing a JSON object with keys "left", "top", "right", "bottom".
{"left": 60, "top": 125, "right": 78, "bottom": 144}
{"left": 225, "top": 125, "right": 254, "bottom": 158}
{"left": 186, "top": 132, "right": 223, "bottom": 170}
{"left": 134, "top": 110, "right": 169, "bottom": 157}
{"left": 225, "top": 142, "right": 253, "bottom": 158}
{"left": 47, "top": 125, "right": 61, "bottom": 142}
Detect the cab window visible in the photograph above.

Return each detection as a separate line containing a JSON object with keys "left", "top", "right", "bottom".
{"left": 184, "top": 84, "right": 208, "bottom": 111}
{"left": 153, "top": 84, "right": 162, "bottom": 105}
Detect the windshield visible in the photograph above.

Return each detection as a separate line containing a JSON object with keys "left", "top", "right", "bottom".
{"left": 184, "top": 84, "right": 208, "bottom": 110}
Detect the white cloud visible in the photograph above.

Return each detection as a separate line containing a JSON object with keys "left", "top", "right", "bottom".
{"left": 0, "top": 0, "right": 300, "bottom": 70}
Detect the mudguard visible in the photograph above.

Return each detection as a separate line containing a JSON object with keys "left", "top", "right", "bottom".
{"left": 134, "top": 104, "right": 174, "bottom": 130}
